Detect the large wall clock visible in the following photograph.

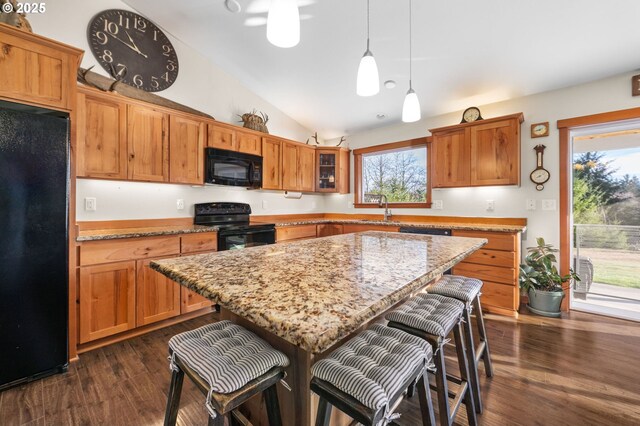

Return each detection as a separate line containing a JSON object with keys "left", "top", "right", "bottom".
{"left": 87, "top": 9, "right": 179, "bottom": 92}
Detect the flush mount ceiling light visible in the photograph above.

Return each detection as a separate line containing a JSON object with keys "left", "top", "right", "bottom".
{"left": 384, "top": 80, "right": 396, "bottom": 89}
{"left": 356, "top": 0, "right": 379, "bottom": 96}
{"left": 402, "top": 0, "right": 421, "bottom": 123}
{"left": 224, "top": 0, "right": 242, "bottom": 13}
{"left": 267, "top": 0, "right": 300, "bottom": 48}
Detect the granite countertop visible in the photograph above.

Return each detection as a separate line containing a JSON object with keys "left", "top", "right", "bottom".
{"left": 76, "top": 224, "right": 217, "bottom": 242}
{"left": 266, "top": 218, "right": 526, "bottom": 233}
{"left": 151, "top": 231, "right": 487, "bottom": 354}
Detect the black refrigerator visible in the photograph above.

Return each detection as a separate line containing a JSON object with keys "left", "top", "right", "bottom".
{"left": 0, "top": 100, "right": 69, "bottom": 390}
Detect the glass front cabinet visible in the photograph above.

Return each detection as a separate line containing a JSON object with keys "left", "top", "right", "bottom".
{"left": 315, "top": 147, "right": 350, "bottom": 194}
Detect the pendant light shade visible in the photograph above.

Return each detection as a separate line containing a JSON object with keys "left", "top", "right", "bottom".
{"left": 356, "top": 0, "right": 379, "bottom": 96}
{"left": 402, "top": 87, "right": 421, "bottom": 122}
{"left": 267, "top": 0, "right": 300, "bottom": 48}
{"left": 402, "top": 0, "right": 421, "bottom": 123}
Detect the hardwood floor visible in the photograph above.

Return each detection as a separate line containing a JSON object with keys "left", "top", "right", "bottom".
{"left": 2, "top": 310, "right": 640, "bottom": 425}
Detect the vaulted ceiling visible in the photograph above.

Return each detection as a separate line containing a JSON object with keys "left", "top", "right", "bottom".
{"left": 124, "top": 0, "right": 640, "bottom": 139}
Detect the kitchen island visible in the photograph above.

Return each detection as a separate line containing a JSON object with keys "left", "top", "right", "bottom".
{"left": 152, "top": 231, "right": 487, "bottom": 425}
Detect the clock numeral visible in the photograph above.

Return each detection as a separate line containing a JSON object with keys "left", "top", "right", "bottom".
{"left": 150, "top": 76, "right": 160, "bottom": 89}
{"left": 115, "top": 63, "right": 127, "bottom": 77}
{"left": 95, "top": 31, "right": 108, "bottom": 45}
{"left": 103, "top": 19, "right": 119, "bottom": 35}
{"left": 133, "top": 74, "right": 144, "bottom": 88}
{"left": 153, "top": 29, "right": 158, "bottom": 41}
{"left": 101, "top": 50, "right": 113, "bottom": 64}
{"left": 134, "top": 18, "right": 147, "bottom": 33}
{"left": 162, "top": 45, "right": 172, "bottom": 56}
{"left": 118, "top": 14, "right": 130, "bottom": 29}
{"left": 166, "top": 60, "right": 176, "bottom": 72}
{"left": 161, "top": 72, "right": 170, "bottom": 83}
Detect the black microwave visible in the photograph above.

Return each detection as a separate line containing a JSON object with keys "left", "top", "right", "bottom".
{"left": 205, "top": 148, "right": 262, "bottom": 188}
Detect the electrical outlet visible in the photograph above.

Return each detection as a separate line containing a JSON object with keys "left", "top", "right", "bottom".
{"left": 542, "top": 199, "right": 557, "bottom": 211}
{"left": 433, "top": 200, "right": 443, "bottom": 210}
{"left": 85, "top": 197, "right": 97, "bottom": 212}
{"left": 486, "top": 200, "right": 495, "bottom": 212}
{"left": 526, "top": 199, "right": 536, "bottom": 210}
{"left": 262, "top": 200, "right": 269, "bottom": 210}
{"left": 348, "top": 200, "right": 354, "bottom": 209}
{"left": 176, "top": 199, "right": 184, "bottom": 210}
{"left": 311, "top": 201, "right": 317, "bottom": 209}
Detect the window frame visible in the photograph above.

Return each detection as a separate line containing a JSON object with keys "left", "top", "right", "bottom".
{"left": 353, "top": 137, "right": 432, "bottom": 208}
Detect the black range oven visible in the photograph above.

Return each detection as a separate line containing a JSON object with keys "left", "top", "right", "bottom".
{"left": 194, "top": 202, "right": 275, "bottom": 251}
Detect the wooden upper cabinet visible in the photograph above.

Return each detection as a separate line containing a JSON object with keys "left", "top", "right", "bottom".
{"left": 262, "top": 137, "right": 282, "bottom": 190}
{"left": 169, "top": 114, "right": 205, "bottom": 184}
{"left": 237, "top": 130, "right": 262, "bottom": 156}
{"left": 298, "top": 145, "right": 316, "bottom": 192}
{"left": 316, "top": 147, "right": 350, "bottom": 194}
{"left": 432, "top": 129, "right": 470, "bottom": 188}
{"left": 0, "top": 24, "right": 82, "bottom": 110}
{"left": 208, "top": 123, "right": 236, "bottom": 151}
{"left": 430, "top": 113, "right": 523, "bottom": 188}
{"left": 470, "top": 119, "right": 520, "bottom": 186}
{"left": 136, "top": 258, "right": 181, "bottom": 327}
{"left": 282, "top": 141, "right": 299, "bottom": 191}
{"left": 77, "top": 89, "right": 128, "bottom": 179}
{"left": 127, "top": 105, "right": 169, "bottom": 182}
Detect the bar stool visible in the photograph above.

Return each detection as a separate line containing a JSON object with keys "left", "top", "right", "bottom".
{"left": 428, "top": 275, "right": 493, "bottom": 413}
{"left": 386, "top": 294, "right": 477, "bottom": 426}
{"left": 311, "top": 324, "right": 436, "bottom": 426}
{"left": 164, "top": 320, "right": 289, "bottom": 426}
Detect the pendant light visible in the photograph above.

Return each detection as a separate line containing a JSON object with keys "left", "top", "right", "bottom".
{"left": 402, "top": 0, "right": 421, "bottom": 123}
{"left": 356, "top": 0, "right": 380, "bottom": 96}
{"left": 267, "top": 0, "right": 300, "bottom": 48}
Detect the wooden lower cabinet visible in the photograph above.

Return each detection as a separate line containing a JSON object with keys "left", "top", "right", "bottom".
{"left": 342, "top": 224, "right": 400, "bottom": 234}
{"left": 136, "top": 258, "right": 181, "bottom": 326}
{"left": 452, "top": 229, "right": 521, "bottom": 317}
{"left": 316, "top": 224, "right": 343, "bottom": 237}
{"left": 181, "top": 288, "right": 213, "bottom": 314}
{"left": 276, "top": 224, "right": 318, "bottom": 242}
{"left": 79, "top": 261, "right": 136, "bottom": 344}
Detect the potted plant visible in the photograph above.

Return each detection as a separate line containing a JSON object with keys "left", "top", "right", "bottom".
{"left": 519, "top": 238, "right": 580, "bottom": 317}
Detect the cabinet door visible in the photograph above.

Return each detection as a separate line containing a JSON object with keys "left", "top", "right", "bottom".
{"left": 77, "top": 91, "right": 128, "bottom": 179}
{"left": 432, "top": 129, "right": 470, "bottom": 188}
{"left": 181, "top": 287, "right": 213, "bottom": 314}
{"left": 237, "top": 131, "right": 262, "bottom": 156}
{"left": 169, "top": 115, "right": 205, "bottom": 184}
{"left": 127, "top": 105, "right": 169, "bottom": 182}
{"left": 282, "top": 142, "right": 299, "bottom": 191}
{"left": 262, "top": 137, "right": 282, "bottom": 190}
{"left": 208, "top": 123, "right": 236, "bottom": 150}
{"left": 136, "top": 258, "right": 181, "bottom": 326}
{"left": 338, "top": 148, "right": 350, "bottom": 194}
{"left": 470, "top": 119, "right": 520, "bottom": 186}
{"left": 317, "top": 224, "right": 343, "bottom": 237}
{"left": 298, "top": 145, "right": 316, "bottom": 192}
{"left": 316, "top": 150, "right": 337, "bottom": 192}
{"left": 79, "top": 261, "right": 136, "bottom": 343}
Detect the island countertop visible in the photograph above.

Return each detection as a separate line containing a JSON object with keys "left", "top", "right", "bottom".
{"left": 151, "top": 231, "right": 486, "bottom": 353}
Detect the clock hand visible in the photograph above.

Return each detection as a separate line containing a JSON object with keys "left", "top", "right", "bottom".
{"left": 106, "top": 31, "right": 148, "bottom": 58}
{"left": 124, "top": 30, "right": 148, "bottom": 58}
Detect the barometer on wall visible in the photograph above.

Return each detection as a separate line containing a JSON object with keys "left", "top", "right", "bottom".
{"left": 530, "top": 144, "right": 550, "bottom": 191}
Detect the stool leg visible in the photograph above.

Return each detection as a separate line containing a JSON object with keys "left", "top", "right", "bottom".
{"left": 315, "top": 397, "right": 332, "bottom": 426}
{"left": 164, "top": 368, "right": 185, "bottom": 426}
{"left": 462, "top": 305, "right": 483, "bottom": 414}
{"left": 417, "top": 370, "right": 436, "bottom": 426}
{"left": 208, "top": 413, "right": 226, "bottom": 426}
{"left": 453, "top": 323, "right": 477, "bottom": 426}
{"left": 473, "top": 296, "right": 493, "bottom": 377}
{"left": 433, "top": 343, "right": 452, "bottom": 426}
{"left": 264, "top": 384, "right": 283, "bottom": 426}
{"left": 407, "top": 377, "right": 418, "bottom": 398}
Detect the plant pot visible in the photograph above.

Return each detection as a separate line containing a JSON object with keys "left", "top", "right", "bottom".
{"left": 527, "top": 288, "right": 564, "bottom": 318}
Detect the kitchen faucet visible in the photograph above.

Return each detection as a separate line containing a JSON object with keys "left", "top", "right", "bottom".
{"left": 379, "top": 194, "right": 392, "bottom": 221}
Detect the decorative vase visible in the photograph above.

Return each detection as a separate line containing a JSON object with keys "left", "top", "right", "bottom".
{"left": 527, "top": 288, "right": 565, "bottom": 318}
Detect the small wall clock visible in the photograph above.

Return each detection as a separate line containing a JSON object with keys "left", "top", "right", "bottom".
{"left": 531, "top": 121, "right": 549, "bottom": 138}
{"left": 530, "top": 144, "right": 550, "bottom": 191}
{"left": 87, "top": 9, "right": 179, "bottom": 92}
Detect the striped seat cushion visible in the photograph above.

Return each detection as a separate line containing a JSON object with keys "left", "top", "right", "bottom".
{"left": 386, "top": 293, "right": 464, "bottom": 338}
{"left": 428, "top": 275, "right": 483, "bottom": 303}
{"left": 311, "top": 324, "right": 433, "bottom": 411}
{"left": 168, "top": 321, "right": 289, "bottom": 394}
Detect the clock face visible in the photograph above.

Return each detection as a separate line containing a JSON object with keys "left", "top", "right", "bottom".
{"left": 462, "top": 107, "right": 482, "bottom": 123}
{"left": 531, "top": 122, "right": 549, "bottom": 138}
{"left": 530, "top": 168, "right": 550, "bottom": 184}
{"left": 87, "top": 10, "right": 179, "bottom": 92}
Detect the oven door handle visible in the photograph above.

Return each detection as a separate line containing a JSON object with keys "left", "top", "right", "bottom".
{"left": 220, "top": 228, "right": 274, "bottom": 237}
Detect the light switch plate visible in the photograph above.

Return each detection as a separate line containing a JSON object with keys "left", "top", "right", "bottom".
{"left": 526, "top": 199, "right": 536, "bottom": 210}
{"left": 262, "top": 200, "right": 269, "bottom": 210}
{"left": 176, "top": 199, "right": 184, "bottom": 210}
{"left": 85, "top": 197, "right": 96, "bottom": 211}
{"left": 433, "top": 200, "right": 443, "bottom": 210}
{"left": 542, "top": 199, "right": 557, "bottom": 211}
{"left": 486, "top": 200, "right": 495, "bottom": 212}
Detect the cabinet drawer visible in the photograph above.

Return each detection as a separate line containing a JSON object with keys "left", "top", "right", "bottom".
{"left": 480, "top": 281, "right": 518, "bottom": 311}
{"left": 181, "top": 233, "right": 217, "bottom": 254}
{"left": 317, "top": 224, "right": 343, "bottom": 237}
{"left": 452, "top": 262, "right": 516, "bottom": 286}
{"left": 452, "top": 230, "right": 516, "bottom": 251}
{"left": 342, "top": 224, "right": 400, "bottom": 234}
{"left": 80, "top": 236, "right": 181, "bottom": 266}
{"left": 463, "top": 249, "right": 516, "bottom": 268}
{"left": 276, "top": 225, "right": 317, "bottom": 242}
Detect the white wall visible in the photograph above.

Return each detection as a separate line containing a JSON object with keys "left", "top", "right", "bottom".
{"left": 28, "top": 0, "right": 323, "bottom": 221}
{"left": 326, "top": 71, "right": 640, "bottom": 248}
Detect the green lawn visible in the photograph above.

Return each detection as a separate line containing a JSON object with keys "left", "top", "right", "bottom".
{"left": 578, "top": 248, "right": 640, "bottom": 288}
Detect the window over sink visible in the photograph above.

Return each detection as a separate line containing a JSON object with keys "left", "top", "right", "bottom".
{"left": 353, "top": 137, "right": 431, "bottom": 208}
